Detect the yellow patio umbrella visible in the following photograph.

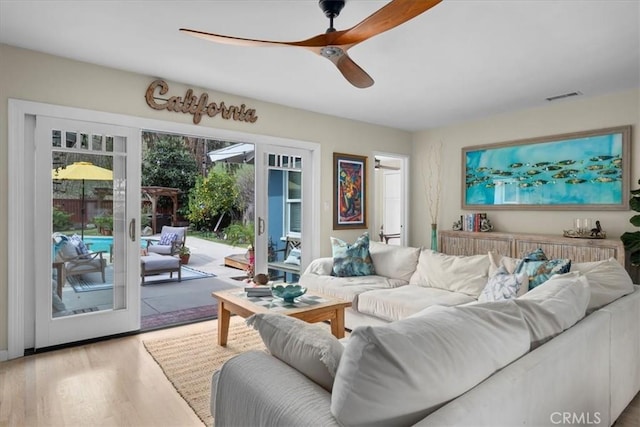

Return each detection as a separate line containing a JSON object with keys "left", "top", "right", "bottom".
{"left": 52, "top": 161, "right": 113, "bottom": 238}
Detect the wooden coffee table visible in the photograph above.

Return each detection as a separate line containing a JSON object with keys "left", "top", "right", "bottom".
{"left": 211, "top": 288, "right": 352, "bottom": 346}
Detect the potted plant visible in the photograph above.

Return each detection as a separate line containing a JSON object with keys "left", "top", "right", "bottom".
{"left": 224, "top": 222, "right": 255, "bottom": 248}
{"left": 93, "top": 214, "right": 113, "bottom": 236}
{"left": 621, "top": 179, "right": 640, "bottom": 267}
{"left": 178, "top": 246, "right": 191, "bottom": 265}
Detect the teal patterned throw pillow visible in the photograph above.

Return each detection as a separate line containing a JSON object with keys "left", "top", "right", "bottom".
{"left": 516, "top": 249, "right": 571, "bottom": 290}
{"left": 331, "top": 232, "right": 376, "bottom": 277}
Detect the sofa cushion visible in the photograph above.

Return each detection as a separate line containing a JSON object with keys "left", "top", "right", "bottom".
{"left": 368, "top": 241, "right": 420, "bottom": 282}
{"left": 515, "top": 272, "right": 590, "bottom": 348}
{"left": 299, "top": 274, "right": 400, "bottom": 306}
{"left": 303, "top": 257, "right": 334, "bottom": 276}
{"left": 409, "top": 249, "right": 490, "bottom": 297}
{"left": 571, "top": 258, "right": 634, "bottom": 313}
{"left": 246, "top": 313, "right": 343, "bottom": 391}
{"left": 479, "top": 266, "right": 528, "bottom": 302}
{"left": 488, "top": 251, "right": 519, "bottom": 274}
{"left": 357, "top": 285, "right": 476, "bottom": 321}
{"left": 330, "top": 301, "right": 530, "bottom": 427}
{"left": 330, "top": 232, "right": 375, "bottom": 277}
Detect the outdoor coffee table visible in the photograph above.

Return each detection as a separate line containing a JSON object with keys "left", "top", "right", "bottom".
{"left": 211, "top": 288, "right": 352, "bottom": 346}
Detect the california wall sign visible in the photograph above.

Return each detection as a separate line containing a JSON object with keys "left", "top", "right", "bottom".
{"left": 145, "top": 79, "right": 258, "bottom": 125}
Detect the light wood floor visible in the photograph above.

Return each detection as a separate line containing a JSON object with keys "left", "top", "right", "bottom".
{"left": 1, "top": 320, "right": 639, "bottom": 427}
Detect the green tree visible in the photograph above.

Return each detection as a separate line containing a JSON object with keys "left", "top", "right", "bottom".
{"left": 234, "top": 164, "right": 255, "bottom": 224}
{"left": 141, "top": 135, "right": 199, "bottom": 208}
{"left": 187, "top": 164, "right": 238, "bottom": 230}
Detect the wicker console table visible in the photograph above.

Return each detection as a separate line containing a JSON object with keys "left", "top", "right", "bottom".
{"left": 439, "top": 230, "right": 625, "bottom": 266}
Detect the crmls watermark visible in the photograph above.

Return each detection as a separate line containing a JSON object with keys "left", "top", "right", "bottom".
{"left": 550, "top": 412, "right": 602, "bottom": 425}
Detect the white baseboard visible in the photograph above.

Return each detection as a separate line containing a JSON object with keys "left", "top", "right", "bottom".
{"left": 0, "top": 349, "right": 8, "bottom": 362}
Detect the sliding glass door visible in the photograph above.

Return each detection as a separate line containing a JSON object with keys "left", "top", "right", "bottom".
{"left": 34, "top": 116, "right": 141, "bottom": 348}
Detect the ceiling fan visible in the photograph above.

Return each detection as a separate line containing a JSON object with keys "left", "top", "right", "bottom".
{"left": 180, "top": 0, "right": 442, "bottom": 88}
{"left": 375, "top": 158, "right": 400, "bottom": 170}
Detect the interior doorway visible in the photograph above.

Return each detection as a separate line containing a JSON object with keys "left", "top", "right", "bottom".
{"left": 374, "top": 153, "right": 409, "bottom": 246}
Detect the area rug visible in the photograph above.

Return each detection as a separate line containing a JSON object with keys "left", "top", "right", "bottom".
{"left": 143, "top": 316, "right": 265, "bottom": 426}
{"left": 68, "top": 265, "right": 216, "bottom": 292}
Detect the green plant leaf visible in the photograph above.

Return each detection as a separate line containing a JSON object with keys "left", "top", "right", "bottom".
{"left": 621, "top": 231, "right": 640, "bottom": 253}
{"left": 631, "top": 197, "right": 640, "bottom": 212}
{"left": 631, "top": 215, "right": 640, "bottom": 227}
{"left": 631, "top": 188, "right": 640, "bottom": 196}
{"left": 631, "top": 251, "right": 640, "bottom": 267}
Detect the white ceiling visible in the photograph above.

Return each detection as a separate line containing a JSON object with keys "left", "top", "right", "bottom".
{"left": 1, "top": 0, "right": 638, "bottom": 131}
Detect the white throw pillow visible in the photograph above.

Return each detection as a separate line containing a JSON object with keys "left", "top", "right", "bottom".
{"left": 488, "top": 251, "right": 528, "bottom": 297}
{"left": 368, "top": 241, "right": 420, "bottom": 282}
{"left": 284, "top": 248, "right": 301, "bottom": 265}
{"left": 515, "top": 272, "right": 590, "bottom": 348}
{"left": 479, "top": 266, "right": 528, "bottom": 302}
{"left": 571, "top": 258, "right": 634, "bottom": 313}
{"left": 330, "top": 301, "right": 530, "bottom": 427}
{"left": 246, "top": 313, "right": 343, "bottom": 391}
{"left": 56, "top": 240, "right": 79, "bottom": 261}
{"left": 409, "top": 249, "right": 490, "bottom": 297}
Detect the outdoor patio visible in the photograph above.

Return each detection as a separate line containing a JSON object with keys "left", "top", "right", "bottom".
{"left": 56, "top": 236, "right": 251, "bottom": 330}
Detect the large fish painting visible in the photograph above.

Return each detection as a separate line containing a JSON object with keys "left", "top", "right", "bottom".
{"left": 462, "top": 126, "right": 630, "bottom": 210}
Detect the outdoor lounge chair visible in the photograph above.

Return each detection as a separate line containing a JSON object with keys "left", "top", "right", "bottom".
{"left": 52, "top": 233, "right": 107, "bottom": 284}
{"left": 146, "top": 226, "right": 188, "bottom": 256}
{"left": 267, "top": 236, "right": 301, "bottom": 282}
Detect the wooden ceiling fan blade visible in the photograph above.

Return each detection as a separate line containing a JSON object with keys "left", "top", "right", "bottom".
{"left": 180, "top": 28, "right": 337, "bottom": 49}
{"left": 180, "top": 28, "right": 301, "bottom": 48}
{"left": 333, "top": 53, "right": 374, "bottom": 88}
{"left": 334, "top": 0, "right": 442, "bottom": 46}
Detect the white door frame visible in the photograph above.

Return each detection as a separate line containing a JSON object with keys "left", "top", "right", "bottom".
{"left": 372, "top": 152, "right": 410, "bottom": 246}
{"left": 7, "top": 99, "right": 321, "bottom": 359}
{"left": 254, "top": 145, "right": 313, "bottom": 275}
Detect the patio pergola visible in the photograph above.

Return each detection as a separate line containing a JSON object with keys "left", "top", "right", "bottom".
{"left": 141, "top": 186, "right": 182, "bottom": 233}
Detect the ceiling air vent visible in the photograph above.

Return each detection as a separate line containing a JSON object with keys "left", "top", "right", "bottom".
{"left": 546, "top": 91, "right": 583, "bottom": 102}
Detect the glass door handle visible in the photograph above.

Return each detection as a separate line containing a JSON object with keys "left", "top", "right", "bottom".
{"left": 258, "top": 217, "right": 265, "bottom": 236}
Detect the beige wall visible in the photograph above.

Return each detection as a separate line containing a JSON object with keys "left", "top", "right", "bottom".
{"left": 411, "top": 88, "right": 640, "bottom": 249}
{"left": 2, "top": 43, "right": 638, "bottom": 354}
{"left": 0, "top": 44, "right": 412, "bottom": 352}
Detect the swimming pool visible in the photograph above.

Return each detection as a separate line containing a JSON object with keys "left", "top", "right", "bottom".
{"left": 83, "top": 236, "right": 149, "bottom": 253}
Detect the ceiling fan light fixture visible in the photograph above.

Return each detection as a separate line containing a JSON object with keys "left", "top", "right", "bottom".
{"left": 320, "top": 46, "right": 344, "bottom": 58}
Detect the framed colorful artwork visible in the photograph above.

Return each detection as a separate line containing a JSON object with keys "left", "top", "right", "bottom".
{"left": 334, "top": 152, "right": 367, "bottom": 229}
{"left": 462, "top": 125, "right": 630, "bottom": 210}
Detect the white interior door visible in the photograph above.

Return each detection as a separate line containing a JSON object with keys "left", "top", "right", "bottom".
{"left": 34, "top": 116, "right": 140, "bottom": 348}
{"left": 383, "top": 170, "right": 402, "bottom": 245}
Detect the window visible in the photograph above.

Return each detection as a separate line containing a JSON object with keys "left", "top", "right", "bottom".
{"left": 286, "top": 171, "right": 301, "bottom": 235}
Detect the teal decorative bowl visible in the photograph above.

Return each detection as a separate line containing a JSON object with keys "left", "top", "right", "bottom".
{"left": 271, "top": 284, "right": 307, "bottom": 303}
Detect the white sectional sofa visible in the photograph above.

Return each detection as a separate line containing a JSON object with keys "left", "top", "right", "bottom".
{"left": 210, "top": 236, "right": 639, "bottom": 426}
{"left": 300, "top": 240, "right": 490, "bottom": 329}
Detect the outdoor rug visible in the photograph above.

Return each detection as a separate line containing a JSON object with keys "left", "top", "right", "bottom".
{"left": 68, "top": 265, "right": 216, "bottom": 292}
{"left": 143, "top": 316, "right": 265, "bottom": 426}
{"left": 141, "top": 304, "right": 218, "bottom": 331}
